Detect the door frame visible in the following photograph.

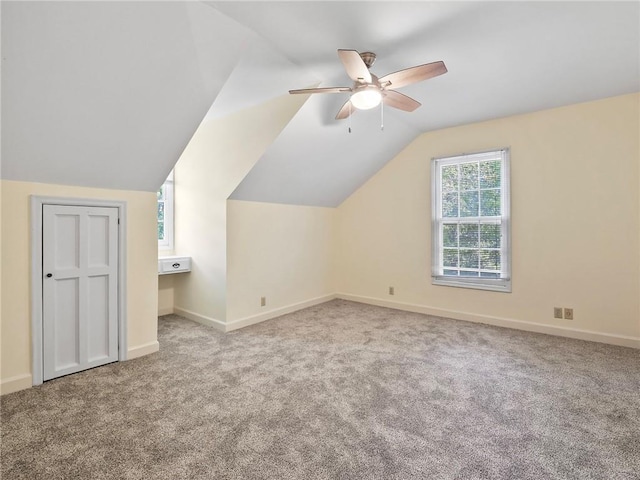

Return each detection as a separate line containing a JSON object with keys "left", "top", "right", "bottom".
{"left": 30, "top": 196, "right": 128, "bottom": 386}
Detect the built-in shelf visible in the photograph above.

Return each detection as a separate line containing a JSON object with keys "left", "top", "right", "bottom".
{"left": 158, "top": 256, "right": 191, "bottom": 275}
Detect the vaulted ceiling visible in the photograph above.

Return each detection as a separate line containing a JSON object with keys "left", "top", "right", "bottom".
{"left": 2, "top": 1, "right": 639, "bottom": 207}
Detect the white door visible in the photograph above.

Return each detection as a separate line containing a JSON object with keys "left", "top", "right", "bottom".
{"left": 42, "top": 205, "right": 119, "bottom": 381}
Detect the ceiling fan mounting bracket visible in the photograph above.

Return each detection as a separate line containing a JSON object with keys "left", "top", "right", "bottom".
{"left": 359, "top": 52, "right": 377, "bottom": 69}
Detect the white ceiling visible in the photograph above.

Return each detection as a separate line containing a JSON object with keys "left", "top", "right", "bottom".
{"left": 1, "top": 1, "right": 638, "bottom": 206}
{"left": 214, "top": 1, "right": 640, "bottom": 206}
{"left": 213, "top": 1, "right": 640, "bottom": 132}
{"left": 1, "top": 1, "right": 254, "bottom": 191}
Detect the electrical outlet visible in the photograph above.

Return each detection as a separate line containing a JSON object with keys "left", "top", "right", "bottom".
{"left": 260, "top": 296, "right": 266, "bottom": 307}
{"left": 553, "top": 307, "right": 563, "bottom": 319}
{"left": 389, "top": 286, "right": 395, "bottom": 295}
{"left": 564, "top": 308, "right": 573, "bottom": 320}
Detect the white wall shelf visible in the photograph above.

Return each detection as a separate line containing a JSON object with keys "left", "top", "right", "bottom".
{"left": 158, "top": 256, "right": 191, "bottom": 275}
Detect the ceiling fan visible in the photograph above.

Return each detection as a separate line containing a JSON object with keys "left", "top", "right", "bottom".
{"left": 289, "top": 49, "right": 447, "bottom": 120}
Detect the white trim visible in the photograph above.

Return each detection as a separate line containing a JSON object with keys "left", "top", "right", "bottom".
{"left": 127, "top": 341, "right": 160, "bottom": 359}
{"left": 225, "top": 294, "right": 336, "bottom": 332}
{"left": 1, "top": 374, "right": 33, "bottom": 396}
{"left": 173, "top": 306, "right": 226, "bottom": 332}
{"left": 337, "top": 293, "right": 640, "bottom": 349}
{"left": 30, "top": 196, "right": 128, "bottom": 386}
{"left": 174, "top": 294, "right": 336, "bottom": 333}
{"left": 431, "top": 148, "right": 511, "bottom": 292}
{"left": 158, "top": 307, "right": 174, "bottom": 316}
{"left": 432, "top": 276, "right": 511, "bottom": 292}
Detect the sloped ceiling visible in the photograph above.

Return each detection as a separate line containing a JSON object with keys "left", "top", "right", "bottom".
{"left": 229, "top": 94, "right": 421, "bottom": 207}
{"left": 2, "top": 1, "right": 639, "bottom": 205}
{"left": 1, "top": 1, "right": 255, "bottom": 191}
{"left": 213, "top": 1, "right": 639, "bottom": 207}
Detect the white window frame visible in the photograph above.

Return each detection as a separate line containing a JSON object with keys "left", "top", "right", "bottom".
{"left": 431, "top": 148, "right": 511, "bottom": 292}
{"left": 158, "top": 170, "right": 174, "bottom": 251}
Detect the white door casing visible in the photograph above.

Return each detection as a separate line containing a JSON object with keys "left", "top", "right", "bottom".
{"left": 42, "top": 205, "right": 119, "bottom": 380}
{"left": 31, "top": 196, "right": 127, "bottom": 386}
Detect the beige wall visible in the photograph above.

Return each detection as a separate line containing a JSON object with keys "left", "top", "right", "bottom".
{"left": 226, "top": 200, "right": 335, "bottom": 324}
{"left": 158, "top": 275, "right": 175, "bottom": 316}
{"left": 1, "top": 180, "right": 159, "bottom": 393}
{"left": 173, "top": 94, "right": 307, "bottom": 325}
{"left": 336, "top": 93, "right": 640, "bottom": 342}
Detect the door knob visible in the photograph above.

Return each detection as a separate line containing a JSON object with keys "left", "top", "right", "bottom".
{"left": 46, "top": 273, "right": 53, "bottom": 278}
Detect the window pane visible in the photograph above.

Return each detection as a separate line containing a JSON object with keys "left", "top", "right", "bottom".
{"left": 480, "top": 250, "right": 501, "bottom": 270}
{"left": 443, "top": 269, "right": 459, "bottom": 276}
{"left": 442, "top": 193, "right": 459, "bottom": 217}
{"left": 480, "top": 189, "right": 501, "bottom": 216}
{"left": 459, "top": 249, "right": 479, "bottom": 269}
{"left": 460, "top": 162, "right": 478, "bottom": 191}
{"left": 460, "top": 270, "right": 480, "bottom": 277}
{"left": 460, "top": 191, "right": 478, "bottom": 217}
{"left": 158, "top": 170, "right": 174, "bottom": 249}
{"left": 480, "top": 160, "right": 501, "bottom": 189}
{"left": 480, "top": 224, "right": 501, "bottom": 248}
{"left": 443, "top": 249, "right": 459, "bottom": 268}
{"left": 442, "top": 165, "right": 458, "bottom": 192}
{"left": 443, "top": 224, "right": 458, "bottom": 247}
{"left": 480, "top": 272, "right": 500, "bottom": 278}
{"left": 158, "top": 202, "right": 164, "bottom": 222}
{"left": 459, "top": 224, "right": 479, "bottom": 248}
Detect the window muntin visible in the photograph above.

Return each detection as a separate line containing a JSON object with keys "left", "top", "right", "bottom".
{"left": 158, "top": 170, "right": 174, "bottom": 250}
{"left": 432, "top": 149, "right": 510, "bottom": 292}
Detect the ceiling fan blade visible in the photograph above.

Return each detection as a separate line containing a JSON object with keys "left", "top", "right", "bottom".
{"left": 383, "top": 90, "right": 421, "bottom": 112}
{"left": 338, "top": 49, "right": 372, "bottom": 84}
{"left": 289, "top": 87, "right": 352, "bottom": 95}
{"left": 378, "top": 61, "right": 447, "bottom": 89}
{"left": 335, "top": 99, "right": 355, "bottom": 120}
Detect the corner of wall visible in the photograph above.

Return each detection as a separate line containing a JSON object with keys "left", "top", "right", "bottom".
{"left": 171, "top": 95, "right": 310, "bottom": 326}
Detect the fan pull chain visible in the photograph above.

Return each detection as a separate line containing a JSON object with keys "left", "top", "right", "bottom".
{"left": 381, "top": 101, "right": 384, "bottom": 131}
{"left": 348, "top": 102, "right": 352, "bottom": 133}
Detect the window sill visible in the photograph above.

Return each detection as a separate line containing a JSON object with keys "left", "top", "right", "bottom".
{"left": 432, "top": 277, "right": 511, "bottom": 293}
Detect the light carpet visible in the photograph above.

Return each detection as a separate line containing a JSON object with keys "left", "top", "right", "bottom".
{"left": 2, "top": 299, "right": 639, "bottom": 479}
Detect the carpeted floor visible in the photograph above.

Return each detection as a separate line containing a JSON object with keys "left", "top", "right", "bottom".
{"left": 2, "top": 299, "right": 639, "bottom": 479}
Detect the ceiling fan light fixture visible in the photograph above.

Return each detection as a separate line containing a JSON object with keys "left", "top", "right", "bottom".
{"left": 350, "top": 88, "right": 382, "bottom": 110}
{"left": 289, "top": 49, "right": 447, "bottom": 120}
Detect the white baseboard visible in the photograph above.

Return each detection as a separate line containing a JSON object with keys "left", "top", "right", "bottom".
{"left": 173, "top": 306, "right": 226, "bottom": 332}
{"left": 158, "top": 307, "right": 174, "bottom": 316}
{"left": 1, "top": 373, "right": 33, "bottom": 395}
{"left": 226, "top": 294, "right": 337, "bottom": 332}
{"left": 127, "top": 341, "right": 160, "bottom": 360}
{"left": 337, "top": 293, "right": 640, "bottom": 349}
{"left": 1, "top": 344, "right": 160, "bottom": 395}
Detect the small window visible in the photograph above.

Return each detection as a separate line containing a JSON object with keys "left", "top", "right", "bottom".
{"left": 157, "top": 170, "right": 174, "bottom": 250}
{"left": 431, "top": 149, "right": 511, "bottom": 292}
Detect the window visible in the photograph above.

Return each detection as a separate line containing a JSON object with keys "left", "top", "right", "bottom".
{"left": 431, "top": 149, "right": 510, "bottom": 292}
{"left": 157, "top": 170, "right": 174, "bottom": 250}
